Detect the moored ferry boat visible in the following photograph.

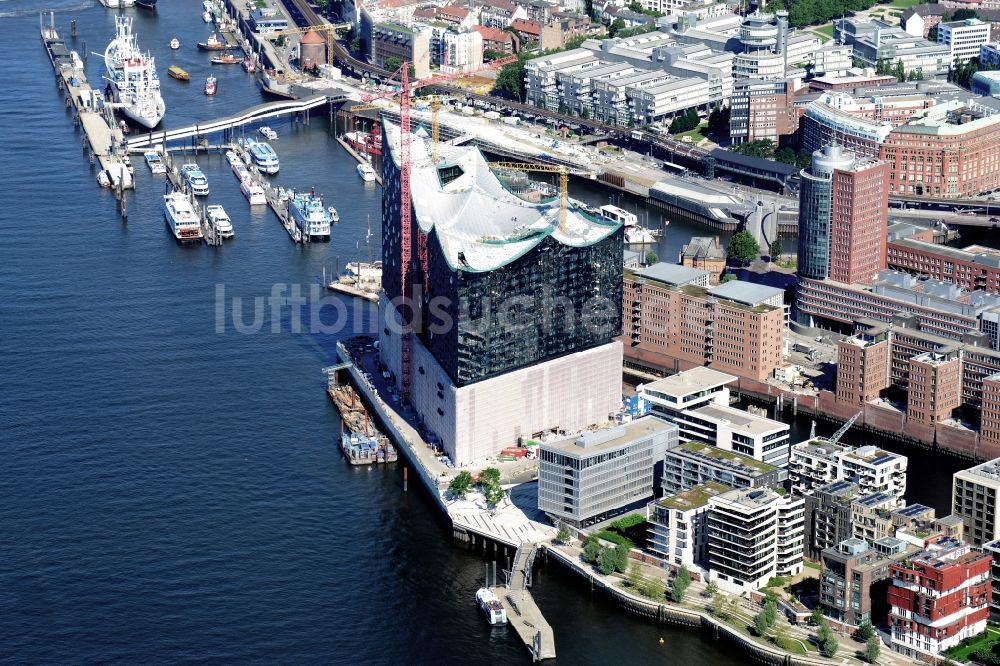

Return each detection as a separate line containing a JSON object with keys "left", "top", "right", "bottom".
{"left": 241, "top": 180, "right": 266, "bottom": 205}
{"left": 357, "top": 162, "right": 376, "bottom": 182}
{"left": 180, "top": 163, "right": 209, "bottom": 195}
{"left": 103, "top": 16, "right": 165, "bottom": 128}
{"left": 205, "top": 205, "right": 234, "bottom": 238}
{"left": 144, "top": 151, "right": 166, "bottom": 174}
{"left": 162, "top": 191, "right": 202, "bottom": 242}
{"left": 245, "top": 138, "right": 279, "bottom": 174}
{"left": 476, "top": 588, "right": 507, "bottom": 625}
{"left": 289, "top": 191, "right": 331, "bottom": 240}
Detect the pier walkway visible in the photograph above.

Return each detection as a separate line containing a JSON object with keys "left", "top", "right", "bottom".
{"left": 490, "top": 543, "right": 554, "bottom": 661}
{"left": 124, "top": 93, "right": 347, "bottom": 151}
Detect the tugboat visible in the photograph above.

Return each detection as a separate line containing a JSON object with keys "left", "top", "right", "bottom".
{"left": 204, "top": 76, "right": 216, "bottom": 96}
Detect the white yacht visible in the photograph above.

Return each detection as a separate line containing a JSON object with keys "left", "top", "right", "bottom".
{"left": 144, "top": 151, "right": 165, "bottom": 174}
{"left": 245, "top": 138, "right": 279, "bottom": 174}
{"left": 103, "top": 16, "right": 166, "bottom": 129}
{"left": 598, "top": 204, "right": 638, "bottom": 227}
{"left": 289, "top": 191, "right": 331, "bottom": 240}
{"left": 476, "top": 588, "right": 507, "bottom": 626}
{"left": 241, "top": 180, "right": 266, "bottom": 205}
{"left": 206, "top": 205, "right": 234, "bottom": 238}
{"left": 259, "top": 126, "right": 278, "bottom": 140}
{"left": 202, "top": 11, "right": 213, "bottom": 22}
{"left": 624, "top": 226, "right": 656, "bottom": 245}
{"left": 163, "top": 192, "right": 203, "bottom": 242}
{"left": 357, "top": 162, "right": 376, "bottom": 182}
{"left": 180, "top": 163, "right": 209, "bottom": 196}
{"left": 99, "top": 0, "right": 136, "bottom": 8}
{"left": 327, "top": 206, "right": 340, "bottom": 223}
{"left": 169, "top": 38, "right": 180, "bottom": 49}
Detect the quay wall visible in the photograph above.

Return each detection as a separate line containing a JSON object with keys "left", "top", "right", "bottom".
{"left": 545, "top": 547, "right": 826, "bottom": 666}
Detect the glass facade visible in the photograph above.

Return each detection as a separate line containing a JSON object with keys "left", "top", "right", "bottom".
{"left": 798, "top": 170, "right": 833, "bottom": 280}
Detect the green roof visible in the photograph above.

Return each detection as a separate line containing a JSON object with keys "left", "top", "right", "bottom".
{"left": 679, "top": 441, "right": 777, "bottom": 473}
{"left": 660, "top": 481, "right": 731, "bottom": 510}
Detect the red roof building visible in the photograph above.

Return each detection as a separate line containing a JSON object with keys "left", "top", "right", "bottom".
{"left": 472, "top": 25, "right": 517, "bottom": 54}
{"left": 510, "top": 18, "right": 541, "bottom": 38}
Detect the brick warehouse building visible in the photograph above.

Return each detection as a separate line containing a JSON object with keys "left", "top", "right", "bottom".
{"left": 378, "top": 122, "right": 624, "bottom": 465}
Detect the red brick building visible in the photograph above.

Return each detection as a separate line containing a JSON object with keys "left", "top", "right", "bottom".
{"left": 829, "top": 159, "right": 890, "bottom": 285}
{"left": 472, "top": 25, "right": 517, "bottom": 54}
{"left": 907, "top": 351, "right": 962, "bottom": 427}
{"left": 888, "top": 536, "right": 990, "bottom": 659}
{"left": 835, "top": 333, "right": 891, "bottom": 408}
{"left": 887, "top": 237, "right": 1000, "bottom": 294}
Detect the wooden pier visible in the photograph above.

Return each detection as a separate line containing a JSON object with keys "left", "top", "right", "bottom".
{"left": 41, "top": 14, "right": 133, "bottom": 193}
{"left": 326, "top": 280, "right": 378, "bottom": 303}
{"left": 492, "top": 545, "right": 555, "bottom": 661}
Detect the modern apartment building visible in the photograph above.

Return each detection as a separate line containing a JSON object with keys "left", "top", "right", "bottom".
{"left": 674, "top": 403, "right": 791, "bottom": 466}
{"left": 981, "top": 538, "right": 1000, "bottom": 618}
{"left": 789, "top": 439, "right": 908, "bottom": 504}
{"left": 662, "top": 441, "right": 788, "bottom": 495}
{"left": 648, "top": 481, "right": 729, "bottom": 570}
{"left": 804, "top": 480, "right": 861, "bottom": 559}
{"left": 938, "top": 18, "right": 991, "bottom": 63}
{"left": 821, "top": 537, "right": 915, "bottom": 629}
{"left": 378, "top": 123, "right": 623, "bottom": 465}
{"left": 879, "top": 100, "right": 1000, "bottom": 198}
{"left": 796, "top": 144, "right": 889, "bottom": 285}
{"left": 640, "top": 366, "right": 736, "bottom": 422}
{"left": 953, "top": 459, "right": 1000, "bottom": 546}
{"left": 622, "top": 271, "right": 786, "bottom": 383}
{"left": 537, "top": 417, "right": 678, "bottom": 526}
{"left": 707, "top": 487, "right": 805, "bottom": 593}
{"left": 888, "top": 536, "right": 990, "bottom": 659}
{"left": 372, "top": 23, "right": 431, "bottom": 79}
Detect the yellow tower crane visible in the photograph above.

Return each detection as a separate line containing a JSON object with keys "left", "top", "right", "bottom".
{"left": 488, "top": 162, "right": 569, "bottom": 233}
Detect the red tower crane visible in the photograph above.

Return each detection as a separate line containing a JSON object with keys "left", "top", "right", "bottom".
{"left": 360, "top": 57, "right": 516, "bottom": 405}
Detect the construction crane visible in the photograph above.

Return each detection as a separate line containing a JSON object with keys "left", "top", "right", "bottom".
{"left": 827, "top": 411, "right": 863, "bottom": 446}
{"left": 488, "top": 162, "right": 569, "bottom": 233}
{"left": 351, "top": 56, "right": 515, "bottom": 405}
{"left": 268, "top": 24, "right": 338, "bottom": 68}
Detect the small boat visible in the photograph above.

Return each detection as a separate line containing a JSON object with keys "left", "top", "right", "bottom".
{"left": 242, "top": 58, "right": 256, "bottom": 73}
{"left": 204, "top": 76, "right": 216, "bottom": 96}
{"left": 168, "top": 65, "right": 190, "bottom": 81}
{"left": 122, "top": 154, "right": 134, "bottom": 175}
{"left": 241, "top": 180, "right": 266, "bottom": 205}
{"left": 245, "top": 138, "right": 279, "bottom": 174}
{"left": 180, "top": 163, "right": 209, "bottom": 196}
{"left": 144, "top": 151, "right": 166, "bottom": 174}
{"left": 169, "top": 38, "right": 179, "bottom": 50}
{"left": 476, "top": 587, "right": 507, "bottom": 626}
{"left": 258, "top": 126, "right": 277, "bottom": 140}
{"left": 327, "top": 206, "right": 340, "bottom": 223}
{"left": 99, "top": 0, "right": 136, "bottom": 8}
{"left": 233, "top": 162, "right": 251, "bottom": 183}
{"left": 206, "top": 205, "right": 234, "bottom": 238}
{"left": 624, "top": 226, "right": 656, "bottom": 245}
{"left": 197, "top": 33, "right": 238, "bottom": 51}
{"left": 203, "top": 11, "right": 213, "bottom": 22}
{"left": 136, "top": 0, "right": 158, "bottom": 10}
{"left": 211, "top": 54, "right": 241, "bottom": 65}
{"left": 357, "top": 162, "right": 376, "bottom": 182}
{"left": 97, "top": 170, "right": 111, "bottom": 188}
{"left": 163, "top": 191, "right": 203, "bottom": 242}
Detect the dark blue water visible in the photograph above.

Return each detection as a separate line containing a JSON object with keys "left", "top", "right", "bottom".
{"left": 0, "top": 2, "right": 750, "bottom": 663}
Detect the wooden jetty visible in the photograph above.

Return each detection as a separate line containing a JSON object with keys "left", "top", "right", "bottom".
{"left": 41, "top": 13, "right": 134, "bottom": 198}
{"left": 326, "top": 280, "right": 378, "bottom": 303}
{"left": 493, "top": 544, "right": 555, "bottom": 661}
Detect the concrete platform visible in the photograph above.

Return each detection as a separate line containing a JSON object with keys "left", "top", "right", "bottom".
{"left": 493, "top": 586, "right": 555, "bottom": 661}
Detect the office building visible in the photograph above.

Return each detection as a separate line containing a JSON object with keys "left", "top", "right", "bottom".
{"left": 622, "top": 273, "right": 787, "bottom": 383}
{"left": 640, "top": 366, "right": 736, "bottom": 421}
{"left": 887, "top": 237, "right": 1000, "bottom": 295}
{"left": 907, "top": 351, "right": 962, "bottom": 427}
{"left": 537, "top": 417, "right": 678, "bottom": 526}
{"left": 880, "top": 100, "right": 1000, "bottom": 198}
{"left": 707, "top": 487, "right": 805, "bottom": 593}
{"left": 801, "top": 91, "right": 936, "bottom": 158}
{"left": 938, "top": 19, "right": 991, "bottom": 63}
{"left": 729, "top": 78, "right": 798, "bottom": 146}
{"left": 678, "top": 236, "right": 726, "bottom": 285}
{"left": 648, "top": 481, "right": 729, "bottom": 570}
{"left": 789, "top": 439, "right": 908, "bottom": 504}
{"left": 836, "top": 18, "right": 950, "bottom": 78}
{"left": 372, "top": 23, "right": 431, "bottom": 79}
{"left": 821, "top": 537, "right": 915, "bottom": 630}
{"left": 953, "top": 459, "right": 1000, "bottom": 546}
{"left": 662, "top": 440, "right": 787, "bottom": 496}
{"left": 835, "top": 332, "right": 891, "bottom": 408}
{"left": 888, "top": 536, "right": 990, "bottom": 659}
{"left": 378, "top": 123, "right": 624, "bottom": 465}
{"left": 796, "top": 145, "right": 889, "bottom": 285}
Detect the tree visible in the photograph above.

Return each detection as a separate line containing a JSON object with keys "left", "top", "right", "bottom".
{"left": 712, "top": 593, "right": 726, "bottom": 617}
{"left": 754, "top": 611, "right": 771, "bottom": 637}
{"left": 612, "top": 544, "right": 630, "bottom": 573}
{"left": 483, "top": 49, "right": 505, "bottom": 62}
{"left": 483, "top": 482, "right": 505, "bottom": 508}
{"left": 775, "top": 147, "right": 797, "bottom": 165}
{"left": 704, "top": 580, "right": 719, "bottom": 597}
{"left": 609, "top": 18, "right": 626, "bottom": 37}
{"left": 481, "top": 467, "right": 501, "bottom": 486}
{"left": 494, "top": 54, "right": 528, "bottom": 102}
{"left": 763, "top": 598, "right": 777, "bottom": 626}
{"left": 350, "top": 38, "right": 362, "bottom": 54}
{"left": 730, "top": 139, "right": 775, "bottom": 159}
{"left": 628, "top": 562, "right": 644, "bottom": 589}
{"left": 598, "top": 547, "right": 616, "bottom": 575}
{"left": 556, "top": 523, "right": 571, "bottom": 544}
{"left": 708, "top": 106, "right": 730, "bottom": 136}
{"left": 865, "top": 635, "right": 880, "bottom": 664}
{"left": 769, "top": 238, "right": 783, "bottom": 260}
{"left": 821, "top": 635, "right": 839, "bottom": 658}
{"left": 671, "top": 566, "right": 691, "bottom": 603}
{"left": 810, "top": 606, "right": 824, "bottom": 626}
{"left": 582, "top": 536, "right": 601, "bottom": 563}
{"left": 645, "top": 250, "right": 658, "bottom": 265}
{"left": 954, "top": 8, "right": 977, "bottom": 20}
{"left": 448, "top": 471, "right": 472, "bottom": 499}
{"left": 726, "top": 230, "right": 760, "bottom": 265}
{"left": 893, "top": 58, "right": 906, "bottom": 82}
{"left": 642, "top": 575, "right": 665, "bottom": 600}
{"left": 384, "top": 57, "right": 402, "bottom": 73}
{"left": 858, "top": 619, "right": 874, "bottom": 641}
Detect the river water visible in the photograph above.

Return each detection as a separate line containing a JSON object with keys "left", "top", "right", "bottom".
{"left": 0, "top": 1, "right": 965, "bottom": 663}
